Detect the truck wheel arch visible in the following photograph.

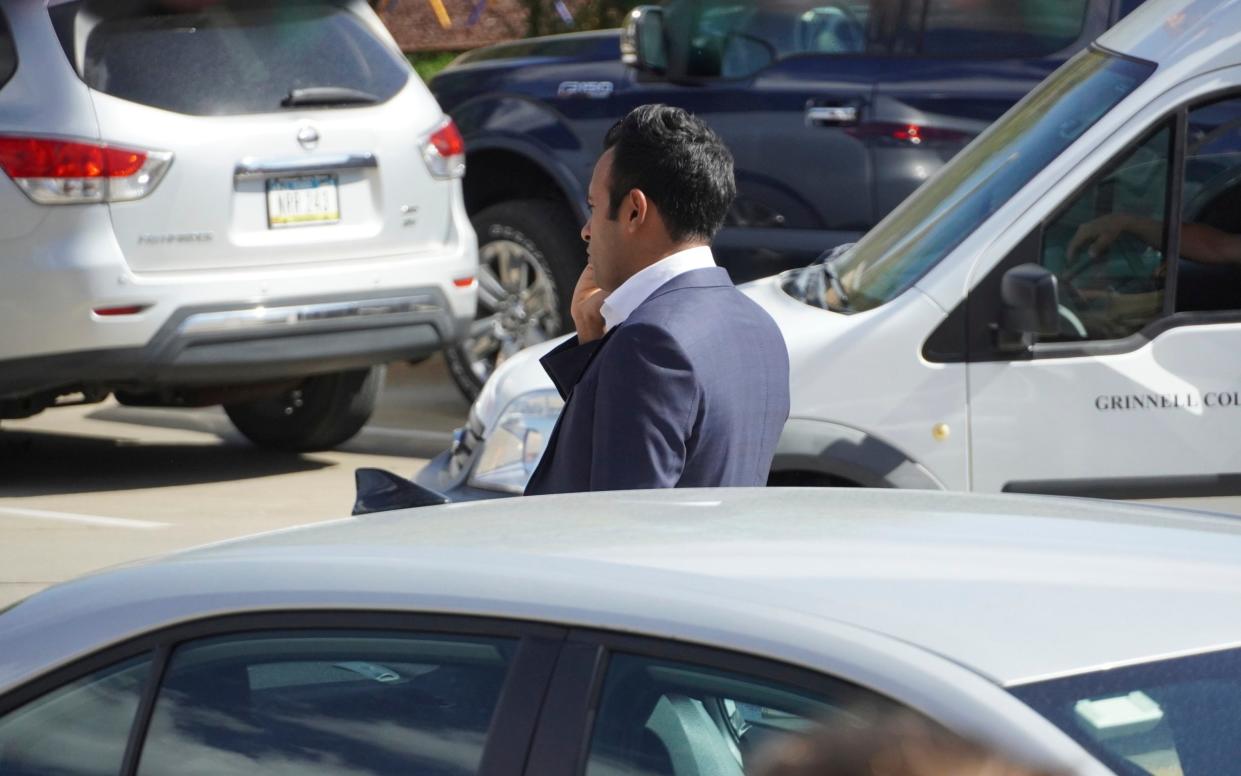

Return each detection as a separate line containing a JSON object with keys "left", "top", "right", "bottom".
{"left": 463, "top": 138, "right": 586, "bottom": 223}
{"left": 769, "top": 418, "right": 946, "bottom": 490}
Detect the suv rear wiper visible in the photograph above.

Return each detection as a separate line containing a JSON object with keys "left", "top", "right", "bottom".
{"left": 282, "top": 87, "right": 380, "bottom": 108}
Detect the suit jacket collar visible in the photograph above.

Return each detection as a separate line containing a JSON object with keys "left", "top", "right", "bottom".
{"left": 642, "top": 266, "right": 733, "bottom": 305}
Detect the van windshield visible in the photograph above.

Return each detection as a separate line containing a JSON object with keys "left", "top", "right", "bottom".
{"left": 826, "top": 49, "right": 1154, "bottom": 312}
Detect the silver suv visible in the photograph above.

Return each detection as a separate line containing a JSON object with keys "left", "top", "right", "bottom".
{"left": 0, "top": 0, "right": 477, "bottom": 450}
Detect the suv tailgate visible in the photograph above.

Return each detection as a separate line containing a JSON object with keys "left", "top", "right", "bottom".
{"left": 62, "top": 1, "right": 453, "bottom": 273}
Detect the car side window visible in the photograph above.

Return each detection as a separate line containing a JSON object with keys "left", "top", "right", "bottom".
{"left": 583, "top": 653, "right": 903, "bottom": 776}
{"left": 0, "top": 654, "right": 153, "bottom": 775}
{"left": 1038, "top": 122, "right": 1173, "bottom": 342}
{"left": 135, "top": 631, "right": 516, "bottom": 776}
{"left": 919, "top": 0, "right": 1089, "bottom": 58}
{"left": 677, "top": 1, "right": 880, "bottom": 80}
{"left": 1175, "top": 96, "right": 1241, "bottom": 313}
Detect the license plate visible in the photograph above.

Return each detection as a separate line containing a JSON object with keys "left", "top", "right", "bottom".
{"left": 266, "top": 174, "right": 339, "bottom": 228}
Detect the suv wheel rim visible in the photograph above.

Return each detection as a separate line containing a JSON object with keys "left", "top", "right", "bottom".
{"left": 465, "top": 239, "right": 560, "bottom": 383}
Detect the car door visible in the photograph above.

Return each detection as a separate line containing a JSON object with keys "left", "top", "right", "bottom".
{"left": 967, "top": 87, "right": 1241, "bottom": 498}
{"left": 0, "top": 612, "right": 562, "bottom": 776}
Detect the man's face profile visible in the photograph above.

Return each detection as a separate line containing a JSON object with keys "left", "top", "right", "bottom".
{"left": 581, "top": 148, "right": 630, "bottom": 294}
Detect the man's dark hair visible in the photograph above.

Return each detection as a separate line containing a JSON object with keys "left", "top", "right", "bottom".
{"left": 603, "top": 104, "right": 735, "bottom": 242}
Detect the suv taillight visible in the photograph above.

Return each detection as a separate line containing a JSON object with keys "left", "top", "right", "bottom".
{"left": 422, "top": 118, "right": 465, "bottom": 180}
{"left": 0, "top": 136, "right": 173, "bottom": 204}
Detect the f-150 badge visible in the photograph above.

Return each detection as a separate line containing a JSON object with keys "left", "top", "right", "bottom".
{"left": 557, "top": 81, "right": 614, "bottom": 99}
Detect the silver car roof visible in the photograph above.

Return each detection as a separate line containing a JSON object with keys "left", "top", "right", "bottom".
{"left": 3, "top": 489, "right": 1241, "bottom": 697}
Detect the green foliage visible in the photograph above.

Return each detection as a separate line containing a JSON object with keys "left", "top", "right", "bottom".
{"left": 408, "top": 50, "right": 463, "bottom": 82}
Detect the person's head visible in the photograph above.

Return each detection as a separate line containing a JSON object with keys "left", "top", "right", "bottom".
{"left": 582, "top": 104, "right": 735, "bottom": 292}
{"left": 750, "top": 710, "right": 1065, "bottom": 776}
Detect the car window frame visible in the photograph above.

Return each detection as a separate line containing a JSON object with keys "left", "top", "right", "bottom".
{"left": 523, "top": 628, "right": 917, "bottom": 776}
{"left": 926, "top": 87, "right": 1241, "bottom": 364}
{"left": 0, "top": 611, "right": 565, "bottom": 776}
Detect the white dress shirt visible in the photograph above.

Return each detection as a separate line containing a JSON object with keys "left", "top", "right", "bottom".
{"left": 600, "top": 245, "right": 716, "bottom": 333}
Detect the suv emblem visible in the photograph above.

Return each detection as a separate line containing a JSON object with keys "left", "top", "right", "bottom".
{"left": 297, "top": 125, "right": 320, "bottom": 150}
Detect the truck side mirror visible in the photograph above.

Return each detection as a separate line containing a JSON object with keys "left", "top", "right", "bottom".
{"left": 999, "top": 263, "right": 1059, "bottom": 349}
{"left": 620, "top": 6, "right": 667, "bottom": 74}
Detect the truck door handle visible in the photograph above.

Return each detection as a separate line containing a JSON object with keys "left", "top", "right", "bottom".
{"left": 805, "top": 106, "right": 858, "bottom": 126}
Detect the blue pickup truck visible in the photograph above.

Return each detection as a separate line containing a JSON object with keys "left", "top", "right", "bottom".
{"left": 430, "top": 0, "right": 1145, "bottom": 397}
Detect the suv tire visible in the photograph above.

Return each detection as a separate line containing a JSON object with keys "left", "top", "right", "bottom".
{"left": 444, "top": 199, "right": 582, "bottom": 400}
{"left": 224, "top": 366, "right": 384, "bottom": 452}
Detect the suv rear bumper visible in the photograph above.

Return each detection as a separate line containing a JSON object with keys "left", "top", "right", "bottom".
{"left": 0, "top": 287, "right": 469, "bottom": 399}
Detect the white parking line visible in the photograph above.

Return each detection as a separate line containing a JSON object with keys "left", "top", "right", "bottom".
{"left": 0, "top": 507, "right": 169, "bottom": 530}
{"left": 362, "top": 427, "right": 454, "bottom": 439}
{"left": 363, "top": 427, "right": 454, "bottom": 443}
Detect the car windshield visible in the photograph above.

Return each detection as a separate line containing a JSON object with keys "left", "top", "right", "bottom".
{"left": 813, "top": 49, "right": 1153, "bottom": 313}
{"left": 1011, "top": 646, "right": 1241, "bottom": 775}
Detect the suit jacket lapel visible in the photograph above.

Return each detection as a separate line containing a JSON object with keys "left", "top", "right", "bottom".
{"left": 527, "top": 327, "right": 618, "bottom": 494}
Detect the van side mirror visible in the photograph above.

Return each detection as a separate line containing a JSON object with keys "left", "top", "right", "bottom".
{"left": 620, "top": 6, "right": 667, "bottom": 74}
{"left": 999, "top": 263, "right": 1059, "bottom": 349}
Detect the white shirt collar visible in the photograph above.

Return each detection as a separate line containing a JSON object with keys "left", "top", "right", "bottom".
{"left": 600, "top": 245, "right": 716, "bottom": 332}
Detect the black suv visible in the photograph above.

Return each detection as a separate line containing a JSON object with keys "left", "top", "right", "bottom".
{"left": 431, "top": 0, "right": 1146, "bottom": 397}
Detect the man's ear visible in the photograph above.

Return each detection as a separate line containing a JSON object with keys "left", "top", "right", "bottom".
{"left": 625, "top": 188, "right": 649, "bottom": 233}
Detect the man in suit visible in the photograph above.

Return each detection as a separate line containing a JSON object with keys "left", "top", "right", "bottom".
{"left": 524, "top": 104, "right": 790, "bottom": 495}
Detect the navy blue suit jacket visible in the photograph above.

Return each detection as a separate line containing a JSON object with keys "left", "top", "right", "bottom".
{"left": 524, "top": 267, "right": 790, "bottom": 495}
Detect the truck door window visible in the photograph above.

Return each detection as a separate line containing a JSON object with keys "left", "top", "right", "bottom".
{"left": 918, "top": 0, "right": 1089, "bottom": 58}
{"left": 1040, "top": 122, "right": 1173, "bottom": 342}
{"left": 677, "top": 1, "right": 880, "bottom": 79}
{"left": 1176, "top": 96, "right": 1241, "bottom": 313}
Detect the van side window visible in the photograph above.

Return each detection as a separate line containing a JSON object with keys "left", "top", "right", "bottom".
{"left": 1039, "top": 122, "right": 1173, "bottom": 342}
{"left": 919, "top": 0, "right": 1089, "bottom": 58}
{"left": 1175, "top": 97, "right": 1241, "bottom": 312}
{"left": 675, "top": 0, "right": 881, "bottom": 79}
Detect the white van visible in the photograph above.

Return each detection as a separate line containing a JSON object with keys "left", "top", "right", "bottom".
{"left": 418, "top": 0, "right": 1241, "bottom": 501}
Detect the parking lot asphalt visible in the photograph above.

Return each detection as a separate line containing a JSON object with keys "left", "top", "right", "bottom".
{"left": 2, "top": 353, "right": 1239, "bottom": 609}
{"left": 0, "top": 356, "right": 468, "bottom": 608}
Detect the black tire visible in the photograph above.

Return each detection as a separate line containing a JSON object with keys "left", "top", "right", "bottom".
{"left": 224, "top": 366, "right": 384, "bottom": 452}
{"left": 444, "top": 199, "right": 583, "bottom": 401}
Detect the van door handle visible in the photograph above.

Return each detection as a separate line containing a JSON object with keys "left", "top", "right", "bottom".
{"left": 805, "top": 106, "right": 858, "bottom": 126}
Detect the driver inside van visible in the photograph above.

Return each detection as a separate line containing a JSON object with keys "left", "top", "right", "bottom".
{"left": 1069, "top": 214, "right": 1241, "bottom": 267}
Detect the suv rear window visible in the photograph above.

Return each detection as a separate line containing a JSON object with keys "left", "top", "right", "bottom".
{"left": 73, "top": 2, "right": 409, "bottom": 116}
{"left": 920, "top": 0, "right": 1089, "bottom": 58}
{"left": 0, "top": 10, "right": 16, "bottom": 91}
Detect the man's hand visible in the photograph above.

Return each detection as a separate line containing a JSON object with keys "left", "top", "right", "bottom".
{"left": 571, "top": 265, "right": 607, "bottom": 343}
